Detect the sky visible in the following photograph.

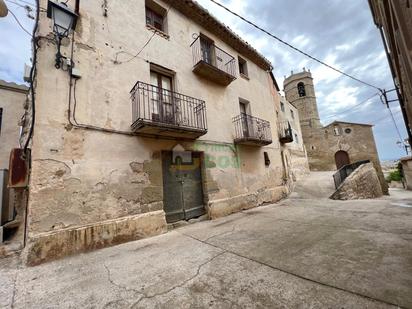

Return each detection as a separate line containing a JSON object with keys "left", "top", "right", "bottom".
{"left": 0, "top": 0, "right": 408, "bottom": 160}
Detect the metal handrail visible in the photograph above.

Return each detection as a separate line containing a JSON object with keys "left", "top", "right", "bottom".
{"left": 131, "top": 81, "right": 207, "bottom": 132}
{"left": 278, "top": 121, "right": 293, "bottom": 141}
{"left": 233, "top": 113, "right": 272, "bottom": 142}
{"left": 191, "top": 36, "right": 237, "bottom": 78}
{"left": 333, "top": 160, "right": 370, "bottom": 189}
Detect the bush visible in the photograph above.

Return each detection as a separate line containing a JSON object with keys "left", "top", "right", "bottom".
{"left": 387, "top": 169, "right": 402, "bottom": 182}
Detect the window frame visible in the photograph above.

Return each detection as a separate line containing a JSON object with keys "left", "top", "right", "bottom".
{"left": 297, "top": 82, "right": 306, "bottom": 97}
{"left": 280, "top": 102, "right": 285, "bottom": 112}
{"left": 238, "top": 56, "right": 249, "bottom": 78}
{"left": 145, "top": 0, "right": 168, "bottom": 35}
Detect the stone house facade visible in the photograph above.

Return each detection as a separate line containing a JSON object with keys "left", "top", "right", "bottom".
{"left": 22, "top": 0, "right": 295, "bottom": 264}
{"left": 284, "top": 69, "right": 388, "bottom": 194}
{"left": 368, "top": 0, "right": 412, "bottom": 146}
{"left": 0, "top": 80, "right": 28, "bottom": 169}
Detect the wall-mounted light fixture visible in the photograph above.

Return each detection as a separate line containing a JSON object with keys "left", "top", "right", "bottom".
{"left": 0, "top": 0, "right": 8, "bottom": 17}
{"left": 47, "top": 1, "right": 78, "bottom": 69}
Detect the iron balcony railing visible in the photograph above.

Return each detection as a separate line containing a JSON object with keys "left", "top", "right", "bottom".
{"left": 130, "top": 81, "right": 207, "bottom": 133}
{"left": 333, "top": 160, "right": 370, "bottom": 189}
{"left": 191, "top": 36, "right": 237, "bottom": 78}
{"left": 233, "top": 113, "right": 272, "bottom": 144}
{"left": 278, "top": 121, "right": 293, "bottom": 143}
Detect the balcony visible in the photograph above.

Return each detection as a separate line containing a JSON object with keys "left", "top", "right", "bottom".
{"left": 278, "top": 121, "right": 293, "bottom": 144}
{"left": 233, "top": 113, "right": 272, "bottom": 146}
{"left": 191, "top": 36, "right": 237, "bottom": 86}
{"left": 131, "top": 81, "right": 207, "bottom": 139}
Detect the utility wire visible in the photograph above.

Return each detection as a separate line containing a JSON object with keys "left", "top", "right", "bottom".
{"left": 388, "top": 104, "right": 404, "bottom": 142}
{"left": 323, "top": 92, "right": 379, "bottom": 120}
{"left": 208, "top": 0, "right": 382, "bottom": 91}
{"left": 373, "top": 109, "right": 401, "bottom": 124}
{"left": 114, "top": 3, "right": 172, "bottom": 64}
{"left": 7, "top": 8, "right": 32, "bottom": 37}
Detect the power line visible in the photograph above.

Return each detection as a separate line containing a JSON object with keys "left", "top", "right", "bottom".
{"left": 373, "top": 108, "right": 401, "bottom": 124}
{"left": 7, "top": 8, "right": 32, "bottom": 37}
{"left": 388, "top": 104, "right": 404, "bottom": 142}
{"left": 323, "top": 92, "right": 379, "bottom": 120}
{"left": 207, "top": 0, "right": 382, "bottom": 91}
{"left": 114, "top": 4, "right": 172, "bottom": 64}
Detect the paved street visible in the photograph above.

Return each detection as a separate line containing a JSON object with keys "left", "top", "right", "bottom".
{"left": 1, "top": 172, "right": 412, "bottom": 308}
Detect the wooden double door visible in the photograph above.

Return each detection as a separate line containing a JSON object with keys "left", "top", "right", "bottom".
{"left": 162, "top": 151, "right": 205, "bottom": 223}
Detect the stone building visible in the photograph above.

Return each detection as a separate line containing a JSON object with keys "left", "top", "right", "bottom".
{"left": 0, "top": 80, "right": 28, "bottom": 169}
{"left": 368, "top": 0, "right": 412, "bottom": 146}
{"left": 284, "top": 69, "right": 388, "bottom": 194}
{"left": 0, "top": 80, "right": 28, "bottom": 253}
{"left": 275, "top": 94, "right": 309, "bottom": 183}
{"left": 20, "top": 0, "right": 299, "bottom": 264}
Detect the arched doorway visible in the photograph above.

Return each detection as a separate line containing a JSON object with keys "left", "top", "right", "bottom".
{"left": 335, "top": 151, "right": 350, "bottom": 169}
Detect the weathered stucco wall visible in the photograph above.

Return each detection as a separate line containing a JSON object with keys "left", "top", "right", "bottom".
{"left": 25, "top": 0, "right": 286, "bottom": 263}
{"left": 0, "top": 81, "right": 28, "bottom": 169}
{"left": 401, "top": 156, "right": 412, "bottom": 190}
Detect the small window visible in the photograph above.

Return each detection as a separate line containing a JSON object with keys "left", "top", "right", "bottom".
{"left": 264, "top": 152, "right": 270, "bottom": 166}
{"left": 333, "top": 126, "right": 341, "bottom": 136}
{"left": 297, "top": 82, "right": 306, "bottom": 97}
{"left": 280, "top": 102, "right": 285, "bottom": 112}
{"left": 238, "top": 56, "right": 248, "bottom": 77}
{"left": 0, "top": 107, "right": 2, "bottom": 135}
{"left": 290, "top": 109, "right": 294, "bottom": 119}
{"left": 344, "top": 128, "right": 352, "bottom": 134}
{"left": 145, "top": 1, "right": 167, "bottom": 32}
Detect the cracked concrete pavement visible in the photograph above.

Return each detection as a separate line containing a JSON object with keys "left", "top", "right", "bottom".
{"left": 1, "top": 172, "right": 412, "bottom": 308}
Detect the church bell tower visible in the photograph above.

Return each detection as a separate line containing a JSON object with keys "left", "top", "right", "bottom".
{"left": 283, "top": 68, "right": 321, "bottom": 130}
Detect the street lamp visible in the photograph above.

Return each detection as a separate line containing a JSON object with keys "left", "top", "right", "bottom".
{"left": 47, "top": 1, "right": 78, "bottom": 69}
{"left": 0, "top": 0, "right": 8, "bottom": 17}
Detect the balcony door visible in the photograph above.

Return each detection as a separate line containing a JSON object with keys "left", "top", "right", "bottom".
{"left": 239, "top": 101, "right": 252, "bottom": 138}
{"left": 200, "top": 36, "right": 215, "bottom": 66}
{"left": 150, "top": 71, "right": 175, "bottom": 124}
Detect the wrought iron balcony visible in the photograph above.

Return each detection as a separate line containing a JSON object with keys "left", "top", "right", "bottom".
{"left": 131, "top": 81, "right": 207, "bottom": 139}
{"left": 191, "top": 36, "right": 237, "bottom": 86}
{"left": 278, "top": 121, "right": 293, "bottom": 144}
{"left": 233, "top": 113, "right": 272, "bottom": 146}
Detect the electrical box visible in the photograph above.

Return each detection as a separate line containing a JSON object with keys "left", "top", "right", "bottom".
{"left": 71, "top": 68, "right": 82, "bottom": 79}
{"left": 23, "top": 64, "right": 32, "bottom": 83}
{"left": 8, "top": 149, "right": 30, "bottom": 188}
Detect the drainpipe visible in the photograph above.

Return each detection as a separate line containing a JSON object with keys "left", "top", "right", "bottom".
{"left": 75, "top": 0, "right": 80, "bottom": 14}
{"left": 0, "top": 0, "right": 8, "bottom": 17}
{"left": 379, "top": 27, "right": 412, "bottom": 148}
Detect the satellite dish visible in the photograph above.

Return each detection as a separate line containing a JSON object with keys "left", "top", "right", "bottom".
{"left": 0, "top": 0, "right": 8, "bottom": 17}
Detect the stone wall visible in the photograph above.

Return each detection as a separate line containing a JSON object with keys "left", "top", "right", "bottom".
{"left": 401, "top": 156, "right": 412, "bottom": 190}
{"left": 0, "top": 80, "right": 28, "bottom": 169}
{"left": 331, "top": 163, "right": 383, "bottom": 200}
